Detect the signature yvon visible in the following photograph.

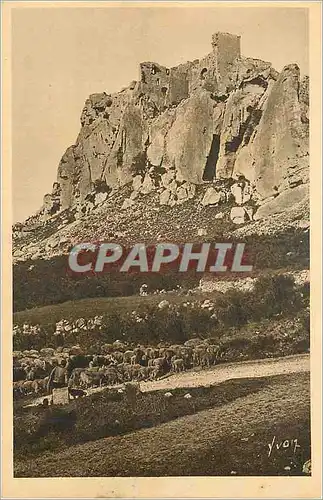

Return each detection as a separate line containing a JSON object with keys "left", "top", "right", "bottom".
{"left": 268, "top": 436, "right": 301, "bottom": 458}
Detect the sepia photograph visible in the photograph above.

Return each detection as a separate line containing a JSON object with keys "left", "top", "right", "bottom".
{"left": 1, "top": 1, "right": 322, "bottom": 498}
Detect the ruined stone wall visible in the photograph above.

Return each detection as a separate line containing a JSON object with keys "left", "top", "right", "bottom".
{"left": 167, "top": 63, "right": 191, "bottom": 106}
{"left": 139, "top": 62, "right": 170, "bottom": 113}
{"left": 189, "top": 52, "right": 218, "bottom": 94}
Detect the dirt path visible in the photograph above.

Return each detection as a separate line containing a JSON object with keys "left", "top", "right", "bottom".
{"left": 139, "top": 353, "right": 309, "bottom": 393}
{"left": 25, "top": 353, "right": 309, "bottom": 407}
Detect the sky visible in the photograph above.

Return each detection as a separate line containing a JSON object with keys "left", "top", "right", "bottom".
{"left": 12, "top": 5, "right": 309, "bottom": 222}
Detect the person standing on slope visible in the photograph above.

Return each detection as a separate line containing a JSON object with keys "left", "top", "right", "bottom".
{"left": 47, "top": 359, "right": 68, "bottom": 395}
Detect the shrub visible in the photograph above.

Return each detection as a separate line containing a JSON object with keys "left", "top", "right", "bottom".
{"left": 249, "top": 274, "right": 302, "bottom": 320}
{"left": 216, "top": 289, "right": 251, "bottom": 327}
{"left": 13, "top": 272, "right": 309, "bottom": 351}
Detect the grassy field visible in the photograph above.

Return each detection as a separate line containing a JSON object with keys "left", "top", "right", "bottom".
{"left": 13, "top": 291, "right": 218, "bottom": 325}
{"left": 14, "top": 371, "right": 310, "bottom": 477}
{"left": 13, "top": 265, "right": 305, "bottom": 323}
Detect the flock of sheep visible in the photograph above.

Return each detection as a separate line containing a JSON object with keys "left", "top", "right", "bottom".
{"left": 13, "top": 339, "right": 224, "bottom": 399}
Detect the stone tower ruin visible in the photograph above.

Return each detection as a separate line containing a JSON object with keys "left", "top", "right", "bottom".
{"left": 212, "top": 32, "right": 241, "bottom": 79}
{"left": 138, "top": 32, "right": 242, "bottom": 108}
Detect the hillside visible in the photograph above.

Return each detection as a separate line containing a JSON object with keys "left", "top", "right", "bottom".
{"left": 14, "top": 371, "right": 310, "bottom": 477}
{"left": 12, "top": 29, "right": 310, "bottom": 365}
{"left": 13, "top": 31, "right": 309, "bottom": 268}
{"left": 11, "top": 23, "right": 312, "bottom": 488}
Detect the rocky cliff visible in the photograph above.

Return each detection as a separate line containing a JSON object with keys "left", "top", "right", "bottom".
{"left": 13, "top": 32, "right": 309, "bottom": 262}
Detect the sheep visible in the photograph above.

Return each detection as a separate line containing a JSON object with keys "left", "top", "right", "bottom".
{"left": 80, "top": 370, "right": 106, "bottom": 389}
{"left": 104, "top": 367, "right": 122, "bottom": 385}
{"left": 31, "top": 379, "right": 42, "bottom": 395}
{"left": 137, "top": 366, "right": 152, "bottom": 381}
{"left": 12, "top": 333, "right": 228, "bottom": 397}
{"left": 172, "top": 358, "right": 185, "bottom": 373}
{"left": 21, "top": 380, "right": 34, "bottom": 395}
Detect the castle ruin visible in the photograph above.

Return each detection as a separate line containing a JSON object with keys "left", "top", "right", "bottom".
{"left": 32, "top": 30, "right": 308, "bottom": 224}
{"left": 138, "top": 32, "right": 241, "bottom": 108}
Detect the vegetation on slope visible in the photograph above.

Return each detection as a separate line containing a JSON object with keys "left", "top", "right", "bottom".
{"left": 13, "top": 275, "right": 309, "bottom": 354}
{"left": 14, "top": 372, "right": 310, "bottom": 477}
{"left": 13, "top": 229, "right": 309, "bottom": 312}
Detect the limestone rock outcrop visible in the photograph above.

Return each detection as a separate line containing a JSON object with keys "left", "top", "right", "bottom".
{"left": 234, "top": 64, "right": 309, "bottom": 199}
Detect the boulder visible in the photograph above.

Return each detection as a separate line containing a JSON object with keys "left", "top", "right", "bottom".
{"left": 161, "top": 170, "right": 175, "bottom": 188}
{"left": 140, "top": 174, "right": 155, "bottom": 195}
{"left": 175, "top": 170, "right": 186, "bottom": 183}
{"left": 147, "top": 111, "right": 175, "bottom": 167}
{"left": 130, "top": 190, "right": 139, "bottom": 200}
{"left": 132, "top": 175, "right": 143, "bottom": 192}
{"left": 159, "top": 189, "right": 172, "bottom": 205}
{"left": 121, "top": 198, "right": 135, "bottom": 210}
{"left": 230, "top": 182, "right": 251, "bottom": 205}
{"left": 249, "top": 65, "right": 309, "bottom": 198}
{"left": 94, "top": 192, "right": 107, "bottom": 205}
{"left": 104, "top": 103, "right": 144, "bottom": 187}
{"left": 254, "top": 184, "right": 309, "bottom": 220}
{"left": 201, "top": 187, "right": 223, "bottom": 206}
{"left": 168, "top": 180, "right": 178, "bottom": 194}
{"left": 158, "top": 300, "right": 170, "bottom": 310}
{"left": 216, "top": 86, "right": 266, "bottom": 179}
{"left": 230, "top": 206, "right": 248, "bottom": 224}
{"left": 176, "top": 182, "right": 196, "bottom": 203}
